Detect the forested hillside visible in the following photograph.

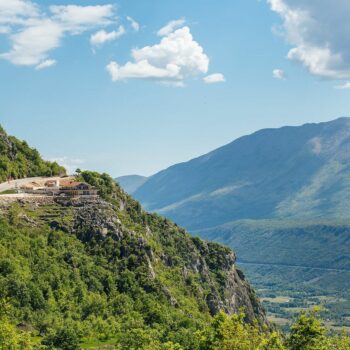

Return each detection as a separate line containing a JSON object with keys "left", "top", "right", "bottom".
{"left": 198, "top": 219, "right": 350, "bottom": 330}
{"left": 0, "top": 126, "right": 65, "bottom": 182}
{"left": 0, "top": 131, "right": 349, "bottom": 348}
{"left": 2, "top": 172, "right": 350, "bottom": 349}
{"left": 0, "top": 170, "right": 270, "bottom": 348}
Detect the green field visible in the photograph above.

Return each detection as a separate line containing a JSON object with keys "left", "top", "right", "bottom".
{"left": 239, "top": 262, "right": 350, "bottom": 332}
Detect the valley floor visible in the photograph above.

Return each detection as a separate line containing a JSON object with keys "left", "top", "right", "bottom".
{"left": 239, "top": 262, "right": 350, "bottom": 333}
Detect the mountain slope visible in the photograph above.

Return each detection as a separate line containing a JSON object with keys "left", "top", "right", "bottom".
{"left": 133, "top": 117, "right": 350, "bottom": 230}
{"left": 0, "top": 128, "right": 269, "bottom": 348}
{"left": 116, "top": 175, "right": 148, "bottom": 194}
{"left": 0, "top": 170, "right": 267, "bottom": 348}
{"left": 131, "top": 117, "right": 350, "bottom": 329}
{"left": 0, "top": 126, "right": 66, "bottom": 182}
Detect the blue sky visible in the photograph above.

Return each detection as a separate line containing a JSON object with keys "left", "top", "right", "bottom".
{"left": 1, "top": 0, "right": 350, "bottom": 176}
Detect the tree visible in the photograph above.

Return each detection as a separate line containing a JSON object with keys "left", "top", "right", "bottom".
{"left": 287, "top": 309, "right": 328, "bottom": 350}
{"left": 0, "top": 298, "right": 34, "bottom": 350}
{"left": 42, "top": 327, "right": 80, "bottom": 350}
{"left": 260, "top": 332, "right": 286, "bottom": 350}
{"left": 207, "top": 311, "right": 265, "bottom": 350}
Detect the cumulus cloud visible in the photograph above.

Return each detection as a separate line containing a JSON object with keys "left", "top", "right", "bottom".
{"left": 0, "top": 0, "right": 117, "bottom": 67}
{"left": 272, "top": 68, "right": 286, "bottom": 80}
{"left": 49, "top": 4, "right": 114, "bottom": 33}
{"left": 0, "top": 0, "right": 39, "bottom": 25}
{"left": 35, "top": 58, "right": 56, "bottom": 70}
{"left": 267, "top": 0, "right": 350, "bottom": 82}
{"left": 107, "top": 60, "right": 180, "bottom": 81}
{"left": 203, "top": 73, "right": 225, "bottom": 84}
{"left": 107, "top": 26, "right": 209, "bottom": 85}
{"left": 90, "top": 26, "right": 125, "bottom": 46}
{"left": 157, "top": 18, "right": 185, "bottom": 36}
{"left": 127, "top": 16, "right": 139, "bottom": 32}
{"left": 1, "top": 18, "right": 63, "bottom": 66}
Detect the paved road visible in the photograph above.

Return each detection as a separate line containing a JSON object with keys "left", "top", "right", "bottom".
{"left": 0, "top": 176, "right": 61, "bottom": 193}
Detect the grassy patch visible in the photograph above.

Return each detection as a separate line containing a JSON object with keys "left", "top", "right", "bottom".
{"left": 0, "top": 189, "right": 17, "bottom": 195}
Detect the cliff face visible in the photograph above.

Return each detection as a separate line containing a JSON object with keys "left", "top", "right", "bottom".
{"left": 3, "top": 194, "right": 266, "bottom": 326}
{"left": 70, "top": 198, "right": 267, "bottom": 324}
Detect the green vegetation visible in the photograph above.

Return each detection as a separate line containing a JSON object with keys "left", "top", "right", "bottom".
{"left": 239, "top": 262, "right": 350, "bottom": 333}
{"left": 0, "top": 117, "right": 349, "bottom": 349}
{"left": 0, "top": 171, "right": 349, "bottom": 348}
{"left": 0, "top": 171, "right": 262, "bottom": 349}
{"left": 198, "top": 219, "right": 350, "bottom": 330}
{"left": 118, "top": 118, "right": 350, "bottom": 332}
{"left": 0, "top": 189, "right": 17, "bottom": 195}
{"left": 2, "top": 296, "right": 350, "bottom": 349}
{"left": 0, "top": 125, "right": 65, "bottom": 182}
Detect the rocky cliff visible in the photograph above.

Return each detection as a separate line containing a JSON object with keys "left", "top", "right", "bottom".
{"left": 0, "top": 192, "right": 266, "bottom": 326}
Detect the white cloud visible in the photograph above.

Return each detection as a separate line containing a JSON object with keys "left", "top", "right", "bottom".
{"left": 272, "top": 68, "right": 286, "bottom": 80}
{"left": 107, "top": 26, "right": 209, "bottom": 85}
{"left": 1, "top": 19, "right": 63, "bottom": 65}
{"left": 107, "top": 60, "right": 181, "bottom": 81}
{"left": 127, "top": 16, "right": 139, "bottom": 32}
{"left": 335, "top": 81, "right": 350, "bottom": 90}
{"left": 157, "top": 18, "right": 185, "bottom": 36}
{"left": 35, "top": 58, "right": 56, "bottom": 70}
{"left": 0, "top": 1, "right": 118, "bottom": 67}
{"left": 203, "top": 73, "right": 225, "bottom": 84}
{"left": 49, "top": 4, "right": 114, "bottom": 33}
{"left": 90, "top": 26, "right": 125, "bottom": 46}
{"left": 0, "top": 0, "right": 39, "bottom": 25}
{"left": 0, "top": 26, "right": 10, "bottom": 33}
{"left": 267, "top": 0, "right": 350, "bottom": 81}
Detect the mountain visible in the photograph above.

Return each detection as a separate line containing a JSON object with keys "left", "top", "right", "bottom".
{"left": 0, "top": 128, "right": 269, "bottom": 348}
{"left": 133, "top": 117, "right": 350, "bottom": 230}
{"left": 131, "top": 117, "right": 350, "bottom": 328}
{"left": 0, "top": 172, "right": 267, "bottom": 348}
{"left": 0, "top": 125, "right": 66, "bottom": 182}
{"left": 2, "top": 129, "right": 350, "bottom": 349}
{"left": 116, "top": 175, "right": 148, "bottom": 194}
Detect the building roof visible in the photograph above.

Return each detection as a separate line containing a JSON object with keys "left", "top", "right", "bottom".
{"left": 60, "top": 181, "right": 91, "bottom": 188}
{"left": 21, "top": 181, "right": 42, "bottom": 189}
{"left": 45, "top": 180, "right": 58, "bottom": 184}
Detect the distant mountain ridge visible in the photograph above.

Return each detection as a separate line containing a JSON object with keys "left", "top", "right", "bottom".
{"left": 132, "top": 117, "right": 350, "bottom": 230}
{"left": 127, "top": 117, "right": 350, "bottom": 327}
{"left": 116, "top": 175, "right": 148, "bottom": 194}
